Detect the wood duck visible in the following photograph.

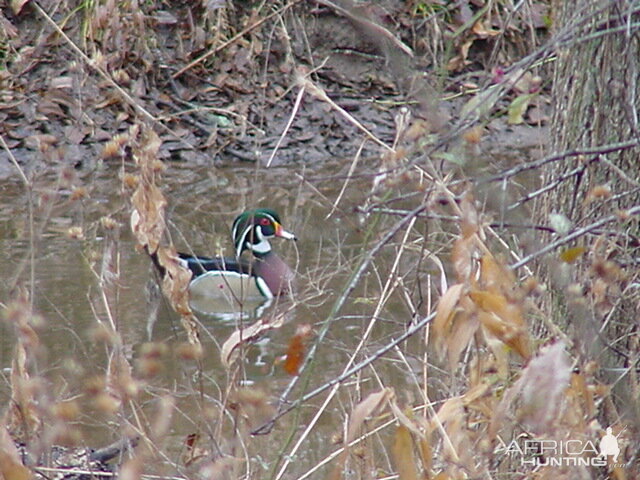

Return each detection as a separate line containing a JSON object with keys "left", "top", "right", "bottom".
{"left": 178, "top": 208, "right": 296, "bottom": 302}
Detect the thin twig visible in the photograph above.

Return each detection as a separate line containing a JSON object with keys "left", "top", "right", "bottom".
{"left": 32, "top": 1, "right": 194, "bottom": 150}
{"left": 266, "top": 85, "right": 306, "bottom": 167}
{"left": 253, "top": 203, "right": 429, "bottom": 435}
{"left": 0, "top": 134, "right": 29, "bottom": 186}
{"left": 274, "top": 216, "right": 416, "bottom": 480}
{"left": 507, "top": 159, "right": 596, "bottom": 211}
{"left": 510, "top": 205, "right": 640, "bottom": 270}
{"left": 172, "top": 0, "right": 304, "bottom": 78}
{"left": 313, "top": 0, "right": 414, "bottom": 57}
{"left": 326, "top": 140, "right": 365, "bottom": 218}
{"left": 297, "top": 71, "right": 394, "bottom": 152}
{"left": 481, "top": 139, "right": 640, "bottom": 185}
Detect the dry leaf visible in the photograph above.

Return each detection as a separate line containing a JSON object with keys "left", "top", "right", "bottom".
{"left": 127, "top": 125, "right": 201, "bottom": 347}
{"left": 444, "top": 297, "right": 480, "bottom": 370}
{"left": 428, "top": 397, "right": 464, "bottom": 452}
{"left": 451, "top": 236, "right": 478, "bottom": 282}
{"left": 156, "top": 247, "right": 192, "bottom": 312}
{"left": 434, "top": 285, "right": 481, "bottom": 369}
{"left": 388, "top": 399, "right": 424, "bottom": 437}
{"left": 0, "top": 425, "right": 32, "bottom": 480}
{"left": 11, "top": 0, "right": 30, "bottom": 15}
{"left": 433, "top": 284, "right": 465, "bottom": 341}
{"left": 491, "top": 342, "right": 571, "bottom": 436}
{"left": 472, "top": 291, "right": 530, "bottom": 359}
{"left": 221, "top": 315, "right": 285, "bottom": 368}
{"left": 393, "top": 426, "right": 418, "bottom": 480}
{"left": 346, "top": 389, "right": 392, "bottom": 444}
{"left": 471, "top": 20, "right": 501, "bottom": 37}
{"left": 131, "top": 181, "right": 167, "bottom": 254}
{"left": 479, "top": 254, "right": 515, "bottom": 294}
{"left": 328, "top": 388, "right": 393, "bottom": 480}
{"left": 459, "top": 194, "right": 479, "bottom": 239}
{"left": 519, "top": 342, "right": 571, "bottom": 433}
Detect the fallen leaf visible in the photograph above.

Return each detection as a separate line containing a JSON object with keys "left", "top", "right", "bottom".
{"left": 221, "top": 315, "right": 285, "bottom": 368}
{"left": 283, "top": 324, "right": 312, "bottom": 375}
{"left": 11, "top": 0, "right": 30, "bottom": 15}
{"left": 471, "top": 20, "right": 501, "bottom": 38}
{"left": 445, "top": 297, "right": 480, "bottom": 369}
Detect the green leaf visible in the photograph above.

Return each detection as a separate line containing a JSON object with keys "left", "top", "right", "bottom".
{"left": 433, "top": 151, "right": 466, "bottom": 166}
{"left": 508, "top": 93, "right": 536, "bottom": 125}
{"left": 460, "top": 85, "right": 503, "bottom": 121}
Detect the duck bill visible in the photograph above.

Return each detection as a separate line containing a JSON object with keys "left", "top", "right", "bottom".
{"left": 275, "top": 223, "right": 297, "bottom": 241}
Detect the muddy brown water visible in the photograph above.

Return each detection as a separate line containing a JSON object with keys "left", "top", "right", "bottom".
{"left": 0, "top": 159, "right": 431, "bottom": 475}
{"left": 0, "top": 140, "right": 542, "bottom": 477}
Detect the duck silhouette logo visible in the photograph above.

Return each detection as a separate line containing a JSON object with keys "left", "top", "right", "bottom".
{"left": 599, "top": 427, "right": 620, "bottom": 462}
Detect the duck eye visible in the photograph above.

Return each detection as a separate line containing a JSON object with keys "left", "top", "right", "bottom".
{"left": 259, "top": 218, "right": 270, "bottom": 226}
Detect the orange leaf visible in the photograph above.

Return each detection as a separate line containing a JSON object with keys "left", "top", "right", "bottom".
{"left": 469, "top": 289, "right": 508, "bottom": 317}
{"left": 478, "top": 311, "right": 530, "bottom": 359}
{"left": 283, "top": 324, "right": 312, "bottom": 375}
{"left": 471, "top": 20, "right": 501, "bottom": 37}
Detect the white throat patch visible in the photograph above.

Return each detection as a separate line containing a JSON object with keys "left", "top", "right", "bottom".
{"left": 236, "top": 225, "right": 272, "bottom": 257}
{"left": 248, "top": 226, "right": 272, "bottom": 254}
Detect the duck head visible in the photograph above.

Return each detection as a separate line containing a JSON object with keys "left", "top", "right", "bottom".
{"left": 231, "top": 208, "right": 296, "bottom": 257}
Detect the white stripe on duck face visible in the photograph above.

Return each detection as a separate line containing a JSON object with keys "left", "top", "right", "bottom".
{"left": 231, "top": 212, "right": 280, "bottom": 238}
{"left": 232, "top": 211, "right": 278, "bottom": 245}
{"left": 249, "top": 226, "right": 272, "bottom": 254}
{"left": 235, "top": 224, "right": 272, "bottom": 258}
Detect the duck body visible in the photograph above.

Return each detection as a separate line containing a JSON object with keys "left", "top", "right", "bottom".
{"left": 176, "top": 209, "right": 296, "bottom": 308}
